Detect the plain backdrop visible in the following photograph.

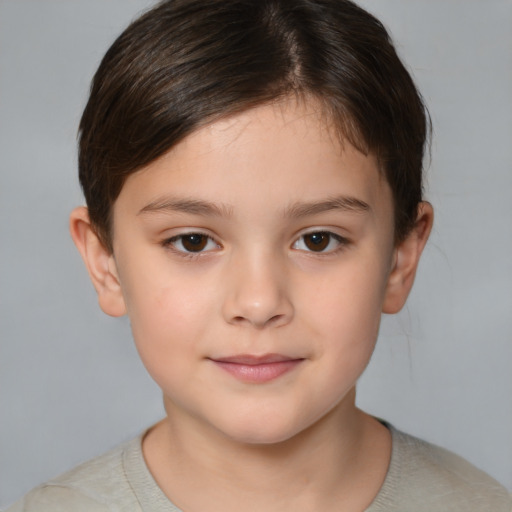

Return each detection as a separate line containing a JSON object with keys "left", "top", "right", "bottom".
{"left": 1, "top": 0, "right": 511, "bottom": 507}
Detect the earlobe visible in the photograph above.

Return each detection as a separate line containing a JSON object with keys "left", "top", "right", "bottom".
{"left": 382, "top": 202, "right": 434, "bottom": 314}
{"left": 69, "top": 207, "right": 126, "bottom": 317}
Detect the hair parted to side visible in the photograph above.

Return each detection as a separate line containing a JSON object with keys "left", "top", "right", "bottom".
{"left": 79, "top": 0, "right": 430, "bottom": 252}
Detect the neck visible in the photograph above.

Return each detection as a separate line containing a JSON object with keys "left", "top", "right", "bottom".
{"left": 143, "top": 389, "right": 391, "bottom": 512}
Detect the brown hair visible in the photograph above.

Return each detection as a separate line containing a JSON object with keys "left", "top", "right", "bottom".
{"left": 79, "top": 0, "right": 430, "bottom": 251}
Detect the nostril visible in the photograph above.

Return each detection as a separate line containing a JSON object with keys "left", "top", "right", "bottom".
{"left": 268, "top": 314, "right": 285, "bottom": 325}
{"left": 230, "top": 313, "right": 288, "bottom": 328}
{"left": 222, "top": 281, "right": 294, "bottom": 328}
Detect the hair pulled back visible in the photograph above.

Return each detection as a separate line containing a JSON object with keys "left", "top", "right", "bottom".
{"left": 79, "top": 0, "right": 429, "bottom": 251}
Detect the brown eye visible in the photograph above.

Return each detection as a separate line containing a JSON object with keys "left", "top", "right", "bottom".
{"left": 303, "top": 232, "right": 330, "bottom": 252}
{"left": 293, "top": 231, "right": 346, "bottom": 253}
{"left": 181, "top": 234, "right": 209, "bottom": 252}
{"left": 166, "top": 233, "right": 218, "bottom": 254}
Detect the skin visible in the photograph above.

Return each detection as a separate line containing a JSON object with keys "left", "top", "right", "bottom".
{"left": 71, "top": 98, "right": 433, "bottom": 512}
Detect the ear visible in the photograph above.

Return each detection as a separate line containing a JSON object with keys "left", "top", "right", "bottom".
{"left": 382, "top": 202, "right": 434, "bottom": 314}
{"left": 69, "top": 207, "right": 126, "bottom": 317}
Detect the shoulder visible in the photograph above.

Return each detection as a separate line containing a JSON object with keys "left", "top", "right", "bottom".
{"left": 368, "top": 425, "right": 512, "bottom": 511}
{"left": 5, "top": 437, "right": 143, "bottom": 512}
{"left": 5, "top": 486, "right": 111, "bottom": 512}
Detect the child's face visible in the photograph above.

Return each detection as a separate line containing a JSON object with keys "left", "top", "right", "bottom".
{"left": 100, "top": 100, "right": 406, "bottom": 444}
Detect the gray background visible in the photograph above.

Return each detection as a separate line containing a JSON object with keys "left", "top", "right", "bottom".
{"left": 1, "top": 0, "right": 511, "bottom": 507}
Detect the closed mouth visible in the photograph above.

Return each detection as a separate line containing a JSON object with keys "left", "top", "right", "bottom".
{"left": 209, "top": 354, "right": 304, "bottom": 383}
{"left": 210, "top": 353, "right": 300, "bottom": 365}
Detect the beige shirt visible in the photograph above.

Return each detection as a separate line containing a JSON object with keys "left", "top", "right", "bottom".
{"left": 7, "top": 425, "right": 512, "bottom": 511}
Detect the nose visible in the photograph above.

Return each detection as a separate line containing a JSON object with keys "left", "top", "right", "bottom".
{"left": 222, "top": 250, "right": 294, "bottom": 329}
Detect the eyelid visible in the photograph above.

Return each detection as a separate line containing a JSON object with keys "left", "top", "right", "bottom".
{"left": 292, "top": 229, "right": 350, "bottom": 254}
{"left": 162, "top": 230, "right": 222, "bottom": 256}
{"left": 160, "top": 228, "right": 349, "bottom": 257}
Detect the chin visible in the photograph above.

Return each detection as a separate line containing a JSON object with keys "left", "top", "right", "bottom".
{"left": 225, "top": 429, "right": 299, "bottom": 446}
{"left": 215, "top": 412, "right": 311, "bottom": 446}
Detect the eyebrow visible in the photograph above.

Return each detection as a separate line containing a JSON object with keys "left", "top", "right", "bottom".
{"left": 138, "top": 197, "right": 233, "bottom": 217}
{"left": 138, "top": 195, "right": 370, "bottom": 219}
{"left": 284, "top": 196, "right": 371, "bottom": 218}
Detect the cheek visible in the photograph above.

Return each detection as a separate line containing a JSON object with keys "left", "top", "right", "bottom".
{"left": 305, "top": 260, "right": 387, "bottom": 329}
{"left": 301, "top": 256, "right": 389, "bottom": 369}
{"left": 120, "top": 270, "right": 214, "bottom": 381}
{"left": 122, "top": 257, "right": 211, "bottom": 330}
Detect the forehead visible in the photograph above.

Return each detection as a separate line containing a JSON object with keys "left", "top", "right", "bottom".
{"left": 115, "top": 99, "right": 393, "bottom": 224}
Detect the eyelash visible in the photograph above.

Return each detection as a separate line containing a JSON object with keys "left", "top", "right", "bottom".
{"left": 292, "top": 231, "right": 349, "bottom": 254}
{"left": 162, "top": 232, "right": 220, "bottom": 258}
{"left": 161, "top": 230, "right": 349, "bottom": 258}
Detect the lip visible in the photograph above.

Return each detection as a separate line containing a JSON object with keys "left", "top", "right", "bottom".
{"left": 209, "top": 354, "right": 304, "bottom": 383}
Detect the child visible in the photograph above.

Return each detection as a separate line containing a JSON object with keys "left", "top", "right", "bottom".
{"left": 8, "top": 0, "right": 511, "bottom": 510}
